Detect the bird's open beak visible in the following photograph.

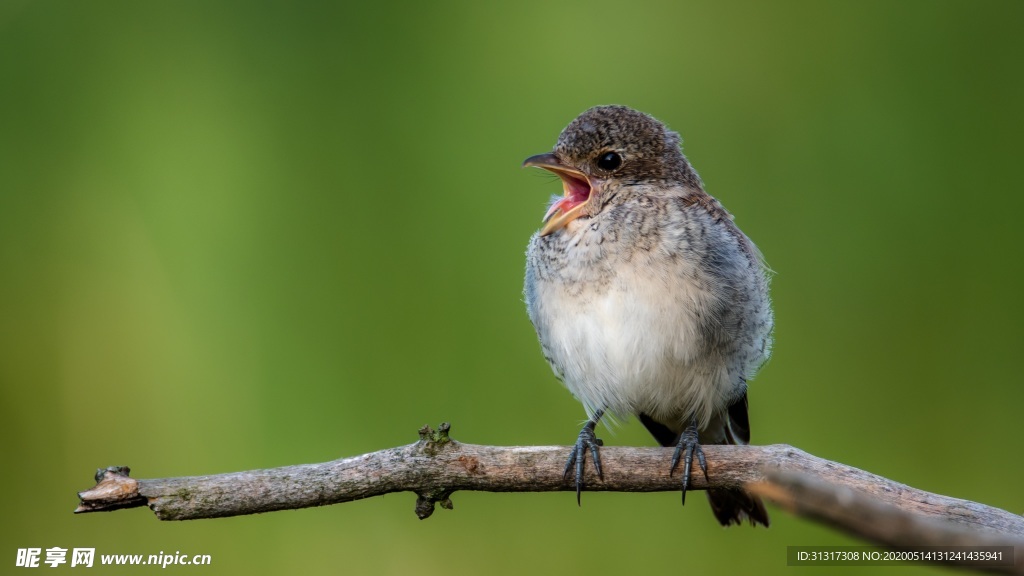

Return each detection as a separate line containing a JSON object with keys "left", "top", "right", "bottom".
{"left": 523, "top": 153, "right": 593, "bottom": 236}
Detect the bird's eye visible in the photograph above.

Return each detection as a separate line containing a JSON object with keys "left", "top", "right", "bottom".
{"left": 596, "top": 151, "right": 622, "bottom": 171}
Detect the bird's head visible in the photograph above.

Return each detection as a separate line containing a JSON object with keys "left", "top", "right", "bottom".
{"left": 523, "top": 105, "right": 701, "bottom": 236}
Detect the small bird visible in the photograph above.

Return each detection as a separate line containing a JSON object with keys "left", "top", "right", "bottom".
{"left": 523, "top": 105, "right": 772, "bottom": 526}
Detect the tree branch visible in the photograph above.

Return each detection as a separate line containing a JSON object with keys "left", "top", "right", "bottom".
{"left": 76, "top": 424, "right": 1023, "bottom": 572}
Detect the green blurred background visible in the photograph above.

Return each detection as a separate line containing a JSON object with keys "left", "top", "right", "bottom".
{"left": 2, "top": 1, "right": 1022, "bottom": 574}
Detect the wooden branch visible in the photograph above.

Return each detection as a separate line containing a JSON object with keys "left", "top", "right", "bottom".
{"left": 750, "top": 473, "right": 1023, "bottom": 572}
{"left": 76, "top": 424, "right": 1024, "bottom": 572}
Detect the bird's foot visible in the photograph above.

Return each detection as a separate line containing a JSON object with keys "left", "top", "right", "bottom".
{"left": 669, "top": 418, "right": 708, "bottom": 505}
{"left": 563, "top": 419, "right": 603, "bottom": 505}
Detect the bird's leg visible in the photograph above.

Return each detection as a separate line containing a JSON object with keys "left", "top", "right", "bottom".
{"left": 563, "top": 409, "right": 604, "bottom": 505}
{"left": 669, "top": 416, "right": 708, "bottom": 505}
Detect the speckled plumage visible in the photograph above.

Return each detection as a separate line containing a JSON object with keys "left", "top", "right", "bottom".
{"left": 523, "top": 105, "right": 773, "bottom": 526}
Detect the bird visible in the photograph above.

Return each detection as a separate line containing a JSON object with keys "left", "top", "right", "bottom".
{"left": 522, "top": 105, "right": 772, "bottom": 526}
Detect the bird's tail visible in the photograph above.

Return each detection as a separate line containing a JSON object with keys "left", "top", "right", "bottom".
{"left": 707, "top": 487, "right": 769, "bottom": 527}
{"left": 639, "top": 391, "right": 770, "bottom": 527}
{"left": 712, "top": 390, "right": 769, "bottom": 527}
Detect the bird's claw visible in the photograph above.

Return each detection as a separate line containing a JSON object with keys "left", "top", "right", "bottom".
{"left": 669, "top": 419, "right": 708, "bottom": 505}
{"left": 563, "top": 422, "right": 603, "bottom": 505}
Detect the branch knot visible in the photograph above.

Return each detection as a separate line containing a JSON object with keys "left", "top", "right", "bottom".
{"left": 75, "top": 466, "right": 146, "bottom": 513}
{"left": 417, "top": 422, "right": 453, "bottom": 456}
{"left": 414, "top": 489, "right": 454, "bottom": 520}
